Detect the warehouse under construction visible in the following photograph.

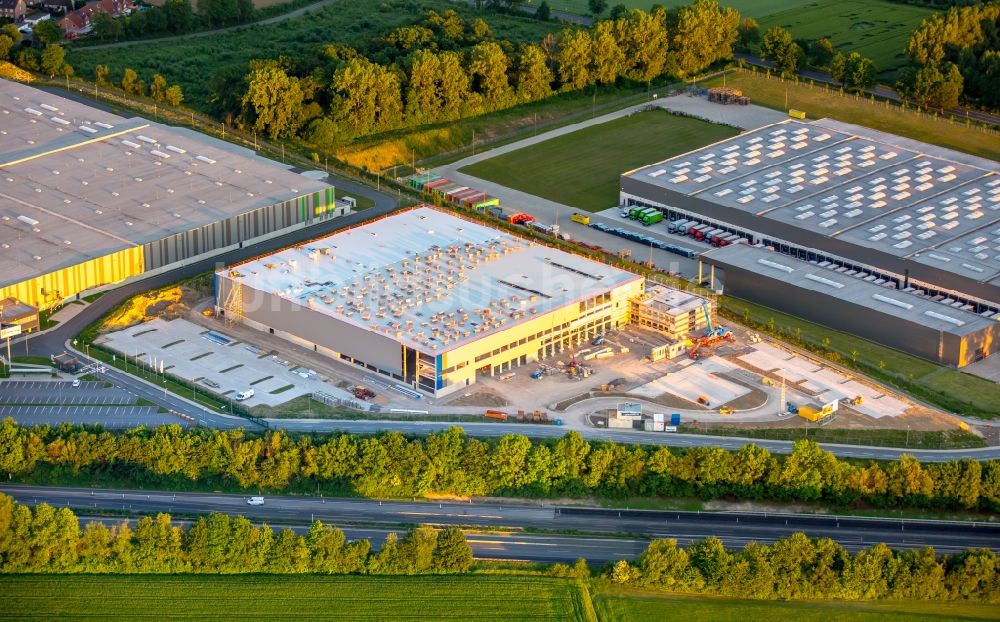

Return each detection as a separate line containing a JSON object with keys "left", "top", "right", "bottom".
{"left": 0, "top": 79, "right": 348, "bottom": 326}
{"left": 215, "top": 206, "right": 661, "bottom": 396}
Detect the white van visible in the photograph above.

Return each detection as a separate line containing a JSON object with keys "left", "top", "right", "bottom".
{"left": 234, "top": 389, "right": 255, "bottom": 401}
{"left": 246, "top": 496, "right": 264, "bottom": 506}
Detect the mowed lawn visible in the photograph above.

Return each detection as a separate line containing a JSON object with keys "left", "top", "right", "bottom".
{"left": 0, "top": 575, "right": 592, "bottom": 621}
{"left": 593, "top": 591, "right": 1000, "bottom": 622}
{"left": 703, "top": 72, "right": 1000, "bottom": 161}
{"left": 757, "top": 0, "right": 935, "bottom": 73}
{"left": 460, "top": 110, "right": 739, "bottom": 212}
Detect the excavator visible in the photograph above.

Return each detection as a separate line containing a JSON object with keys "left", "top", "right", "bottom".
{"left": 689, "top": 302, "right": 735, "bottom": 360}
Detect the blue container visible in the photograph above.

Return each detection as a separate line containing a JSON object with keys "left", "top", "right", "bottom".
{"left": 670, "top": 413, "right": 681, "bottom": 426}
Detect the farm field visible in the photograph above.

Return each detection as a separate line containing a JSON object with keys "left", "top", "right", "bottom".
{"left": 0, "top": 575, "right": 593, "bottom": 621}
{"left": 460, "top": 109, "right": 739, "bottom": 211}
{"left": 593, "top": 591, "right": 1000, "bottom": 622}
{"left": 756, "top": 0, "right": 934, "bottom": 74}
{"left": 702, "top": 72, "right": 1000, "bottom": 161}
{"left": 67, "top": 0, "right": 557, "bottom": 110}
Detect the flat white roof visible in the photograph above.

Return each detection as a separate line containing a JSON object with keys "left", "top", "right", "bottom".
{"left": 223, "top": 206, "right": 642, "bottom": 353}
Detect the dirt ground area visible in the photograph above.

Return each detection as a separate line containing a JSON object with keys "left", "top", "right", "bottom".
{"left": 684, "top": 407, "right": 962, "bottom": 432}
{"left": 443, "top": 390, "right": 509, "bottom": 408}
{"left": 98, "top": 277, "right": 211, "bottom": 335}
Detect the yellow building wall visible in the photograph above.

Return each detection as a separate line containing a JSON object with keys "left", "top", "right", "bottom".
{"left": 0, "top": 246, "right": 145, "bottom": 309}
{"left": 438, "top": 278, "right": 644, "bottom": 391}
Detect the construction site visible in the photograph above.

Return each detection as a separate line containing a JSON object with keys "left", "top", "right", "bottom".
{"left": 77, "top": 202, "right": 958, "bottom": 440}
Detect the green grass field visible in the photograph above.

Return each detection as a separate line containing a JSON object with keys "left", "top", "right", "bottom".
{"left": 757, "top": 0, "right": 934, "bottom": 74}
{"left": 593, "top": 591, "right": 1000, "bottom": 622}
{"left": 68, "top": 0, "right": 557, "bottom": 111}
{"left": 704, "top": 71, "right": 1000, "bottom": 161}
{"left": 0, "top": 575, "right": 592, "bottom": 621}
{"left": 460, "top": 109, "right": 739, "bottom": 211}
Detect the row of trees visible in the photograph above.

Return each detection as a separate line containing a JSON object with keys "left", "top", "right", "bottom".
{"left": 0, "top": 496, "right": 472, "bottom": 574}
{"left": 2, "top": 420, "right": 998, "bottom": 511}
{"left": 897, "top": 4, "right": 1000, "bottom": 111}
{"left": 93, "top": 64, "right": 184, "bottom": 106}
{"left": 234, "top": 1, "right": 740, "bottom": 142}
{"left": 757, "top": 25, "right": 877, "bottom": 91}
{"left": 0, "top": 25, "right": 72, "bottom": 79}
{"left": 3, "top": 495, "right": 995, "bottom": 603}
{"left": 610, "top": 533, "right": 998, "bottom": 602}
{"left": 88, "top": 0, "right": 252, "bottom": 43}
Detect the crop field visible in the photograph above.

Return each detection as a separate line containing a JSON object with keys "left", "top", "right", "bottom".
{"left": 703, "top": 72, "right": 1000, "bottom": 161}
{"left": 757, "top": 0, "right": 934, "bottom": 74}
{"left": 545, "top": 0, "right": 817, "bottom": 18}
{"left": 593, "top": 591, "right": 1000, "bottom": 622}
{"left": 460, "top": 109, "right": 739, "bottom": 211}
{"left": 67, "top": 0, "right": 557, "bottom": 110}
{"left": 0, "top": 575, "right": 592, "bottom": 621}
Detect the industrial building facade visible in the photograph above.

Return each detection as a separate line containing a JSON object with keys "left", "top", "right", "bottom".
{"left": 704, "top": 244, "right": 1000, "bottom": 367}
{"left": 216, "top": 207, "right": 646, "bottom": 397}
{"left": 0, "top": 79, "right": 344, "bottom": 314}
{"left": 620, "top": 118, "right": 1000, "bottom": 367}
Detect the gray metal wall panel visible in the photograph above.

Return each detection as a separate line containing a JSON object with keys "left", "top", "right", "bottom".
{"left": 720, "top": 265, "right": 954, "bottom": 365}
{"left": 218, "top": 278, "right": 402, "bottom": 373}
{"left": 621, "top": 176, "right": 1000, "bottom": 304}
{"left": 142, "top": 198, "right": 312, "bottom": 271}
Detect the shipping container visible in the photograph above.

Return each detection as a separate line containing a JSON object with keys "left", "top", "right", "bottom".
{"left": 571, "top": 213, "right": 591, "bottom": 225}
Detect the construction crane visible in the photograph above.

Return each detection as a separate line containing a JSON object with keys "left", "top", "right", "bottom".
{"left": 688, "top": 302, "right": 735, "bottom": 360}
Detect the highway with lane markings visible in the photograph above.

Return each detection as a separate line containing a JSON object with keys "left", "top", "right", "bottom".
{"left": 5, "top": 485, "right": 997, "bottom": 562}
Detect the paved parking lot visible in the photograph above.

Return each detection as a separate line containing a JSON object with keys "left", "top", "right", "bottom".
{"left": 0, "top": 405, "right": 184, "bottom": 428}
{"left": 0, "top": 380, "right": 135, "bottom": 403}
{"left": 99, "top": 318, "right": 355, "bottom": 407}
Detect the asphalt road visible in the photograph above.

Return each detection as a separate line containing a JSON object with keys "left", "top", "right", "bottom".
{"left": 5, "top": 486, "right": 997, "bottom": 561}
{"left": 264, "top": 420, "right": 1000, "bottom": 462}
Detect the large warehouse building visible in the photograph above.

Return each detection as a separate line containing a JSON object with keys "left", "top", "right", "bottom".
{"left": 620, "top": 118, "right": 1000, "bottom": 367}
{"left": 0, "top": 79, "right": 346, "bottom": 319}
{"left": 216, "top": 206, "right": 647, "bottom": 396}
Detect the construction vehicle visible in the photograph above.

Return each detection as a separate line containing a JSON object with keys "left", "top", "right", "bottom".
{"left": 786, "top": 402, "right": 799, "bottom": 415}
{"left": 353, "top": 386, "right": 376, "bottom": 400}
{"left": 762, "top": 377, "right": 774, "bottom": 386}
{"left": 530, "top": 370, "right": 543, "bottom": 379}
{"left": 688, "top": 302, "right": 735, "bottom": 359}
{"left": 508, "top": 212, "right": 535, "bottom": 225}
{"left": 850, "top": 395, "right": 863, "bottom": 405}
{"left": 719, "top": 406, "right": 734, "bottom": 415}
{"left": 697, "top": 395, "right": 710, "bottom": 406}
{"left": 571, "top": 213, "right": 591, "bottom": 225}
